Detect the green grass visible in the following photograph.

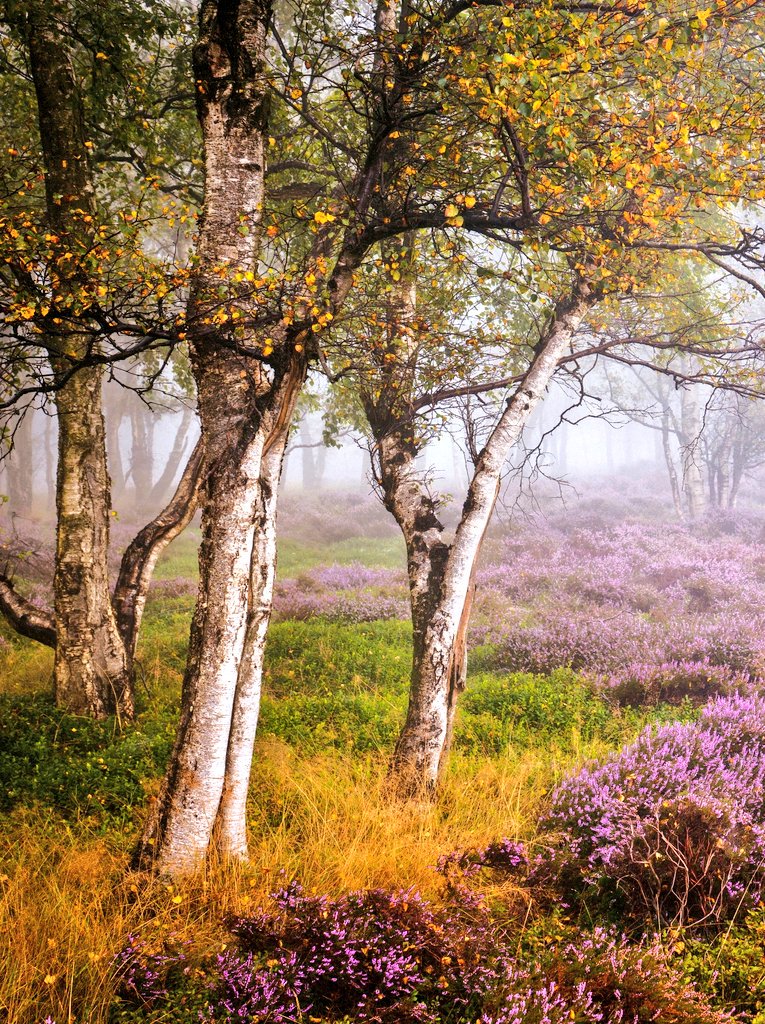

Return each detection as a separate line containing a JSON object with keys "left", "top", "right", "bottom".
{"left": 152, "top": 529, "right": 406, "bottom": 582}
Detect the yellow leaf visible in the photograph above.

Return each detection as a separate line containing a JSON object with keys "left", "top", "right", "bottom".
{"left": 444, "top": 203, "right": 459, "bottom": 218}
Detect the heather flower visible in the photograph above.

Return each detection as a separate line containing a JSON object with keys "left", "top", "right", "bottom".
{"left": 111, "top": 934, "right": 187, "bottom": 1008}
{"left": 537, "top": 694, "right": 765, "bottom": 929}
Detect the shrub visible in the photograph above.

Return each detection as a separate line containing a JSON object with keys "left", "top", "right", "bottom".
{"left": 111, "top": 934, "right": 188, "bottom": 1009}
{"left": 537, "top": 694, "right": 765, "bottom": 930}
{"left": 594, "top": 659, "right": 756, "bottom": 708}
{"left": 481, "top": 927, "right": 729, "bottom": 1024}
{"left": 204, "top": 884, "right": 726, "bottom": 1024}
{"left": 213, "top": 882, "right": 498, "bottom": 1023}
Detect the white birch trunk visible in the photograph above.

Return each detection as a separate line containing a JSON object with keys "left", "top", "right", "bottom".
{"left": 390, "top": 282, "right": 594, "bottom": 789}
{"left": 215, "top": 433, "right": 287, "bottom": 858}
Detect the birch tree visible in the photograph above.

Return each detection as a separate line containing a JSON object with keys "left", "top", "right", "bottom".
{"left": 136, "top": 0, "right": 601, "bottom": 874}
{"left": 329, "top": 0, "right": 765, "bottom": 789}
{"left": 0, "top": 0, "right": 203, "bottom": 716}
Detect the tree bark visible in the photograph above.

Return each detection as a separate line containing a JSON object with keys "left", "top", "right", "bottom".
{"left": 25, "top": 0, "right": 133, "bottom": 719}
{"left": 54, "top": 368, "right": 133, "bottom": 718}
{"left": 215, "top": 428, "right": 289, "bottom": 858}
{"left": 379, "top": 281, "right": 594, "bottom": 791}
{"left": 113, "top": 436, "right": 205, "bottom": 664}
{"left": 133, "top": 0, "right": 292, "bottom": 875}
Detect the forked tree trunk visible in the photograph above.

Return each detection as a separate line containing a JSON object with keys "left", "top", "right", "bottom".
{"left": 132, "top": 0, "right": 295, "bottom": 875}
{"left": 135, "top": 361, "right": 304, "bottom": 874}
{"left": 381, "top": 281, "right": 594, "bottom": 791}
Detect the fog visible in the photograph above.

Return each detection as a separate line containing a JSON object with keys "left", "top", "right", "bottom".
{"left": 5, "top": 360, "right": 762, "bottom": 539}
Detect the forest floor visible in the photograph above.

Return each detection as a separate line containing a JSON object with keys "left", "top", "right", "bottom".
{"left": 2, "top": 483, "right": 765, "bottom": 1024}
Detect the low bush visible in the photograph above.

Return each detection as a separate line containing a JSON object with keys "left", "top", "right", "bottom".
{"left": 0, "top": 693, "right": 174, "bottom": 825}
{"left": 537, "top": 693, "right": 765, "bottom": 930}
{"left": 594, "top": 659, "right": 756, "bottom": 708}
{"left": 131, "top": 884, "right": 727, "bottom": 1024}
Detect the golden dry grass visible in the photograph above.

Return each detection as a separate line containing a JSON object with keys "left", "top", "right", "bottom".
{"left": 0, "top": 736, "right": 584, "bottom": 1024}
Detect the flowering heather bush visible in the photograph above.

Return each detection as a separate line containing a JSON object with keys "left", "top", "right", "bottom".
{"left": 489, "top": 616, "right": 656, "bottom": 674}
{"left": 205, "top": 883, "right": 726, "bottom": 1024}
{"left": 537, "top": 693, "right": 765, "bottom": 930}
{"left": 213, "top": 881, "right": 499, "bottom": 1023}
{"left": 111, "top": 934, "right": 187, "bottom": 1008}
{"left": 272, "top": 563, "right": 408, "bottom": 624}
{"left": 480, "top": 927, "right": 729, "bottom": 1024}
{"left": 594, "top": 659, "right": 757, "bottom": 708}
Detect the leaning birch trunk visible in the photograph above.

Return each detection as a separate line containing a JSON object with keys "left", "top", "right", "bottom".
{"left": 390, "top": 282, "right": 594, "bottom": 790}
{"left": 112, "top": 437, "right": 205, "bottom": 665}
{"left": 25, "top": 0, "right": 132, "bottom": 719}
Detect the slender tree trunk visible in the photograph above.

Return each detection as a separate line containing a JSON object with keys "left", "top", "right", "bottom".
{"left": 133, "top": 0, "right": 294, "bottom": 875}
{"left": 379, "top": 281, "right": 594, "bottom": 790}
{"left": 106, "top": 388, "right": 129, "bottom": 506}
{"left": 215, "top": 430, "right": 289, "bottom": 858}
{"left": 113, "top": 437, "right": 204, "bottom": 664}
{"left": 6, "top": 412, "right": 34, "bottom": 516}
{"left": 661, "top": 409, "right": 684, "bottom": 519}
{"left": 679, "top": 381, "right": 706, "bottom": 520}
{"left": 129, "top": 403, "right": 154, "bottom": 509}
{"left": 300, "top": 418, "right": 317, "bottom": 489}
{"left": 149, "top": 405, "right": 195, "bottom": 506}
{"left": 54, "top": 369, "right": 133, "bottom": 718}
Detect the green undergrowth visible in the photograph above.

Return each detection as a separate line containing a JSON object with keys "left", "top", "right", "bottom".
{"left": 151, "top": 528, "right": 406, "bottom": 581}
{"left": 0, "top": 612, "right": 667, "bottom": 834}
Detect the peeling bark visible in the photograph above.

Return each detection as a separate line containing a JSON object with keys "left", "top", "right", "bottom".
{"left": 54, "top": 370, "right": 133, "bottom": 719}
{"left": 376, "top": 281, "right": 595, "bottom": 791}
{"left": 215, "top": 429, "right": 289, "bottom": 859}
{"left": 133, "top": 0, "right": 289, "bottom": 875}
